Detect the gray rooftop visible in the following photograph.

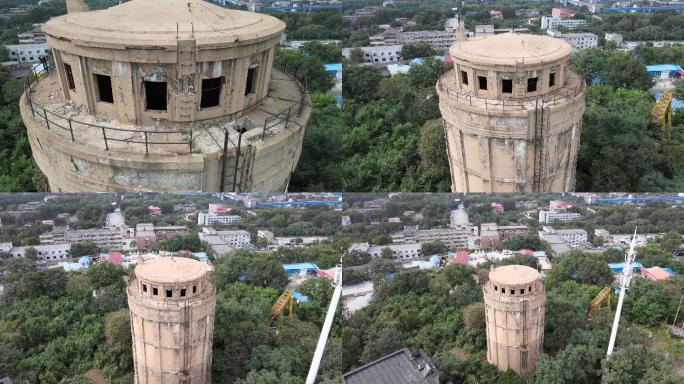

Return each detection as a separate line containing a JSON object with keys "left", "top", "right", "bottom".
{"left": 343, "top": 348, "right": 439, "bottom": 384}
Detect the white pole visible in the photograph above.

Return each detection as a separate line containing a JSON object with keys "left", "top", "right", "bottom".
{"left": 305, "top": 265, "right": 342, "bottom": 384}
{"left": 606, "top": 228, "right": 637, "bottom": 358}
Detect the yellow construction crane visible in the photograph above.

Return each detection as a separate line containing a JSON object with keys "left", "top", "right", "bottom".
{"left": 651, "top": 91, "right": 674, "bottom": 154}
{"left": 268, "top": 290, "right": 294, "bottom": 327}
{"left": 588, "top": 286, "right": 613, "bottom": 317}
{"left": 651, "top": 91, "right": 673, "bottom": 130}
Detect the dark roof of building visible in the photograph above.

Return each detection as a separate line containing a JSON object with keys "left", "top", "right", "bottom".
{"left": 342, "top": 348, "right": 440, "bottom": 384}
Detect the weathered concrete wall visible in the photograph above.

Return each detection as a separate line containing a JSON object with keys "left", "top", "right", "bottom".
{"left": 128, "top": 278, "right": 215, "bottom": 384}
{"left": 438, "top": 70, "right": 584, "bottom": 192}
{"left": 483, "top": 271, "right": 545, "bottom": 374}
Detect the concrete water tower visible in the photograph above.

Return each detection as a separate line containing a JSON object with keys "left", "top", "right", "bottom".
{"left": 21, "top": 0, "right": 310, "bottom": 192}
{"left": 127, "top": 257, "right": 216, "bottom": 383}
{"left": 483, "top": 265, "right": 545, "bottom": 374}
{"left": 437, "top": 33, "right": 585, "bottom": 192}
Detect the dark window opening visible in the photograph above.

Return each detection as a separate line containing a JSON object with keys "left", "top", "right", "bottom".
{"left": 502, "top": 79, "right": 513, "bottom": 93}
{"left": 478, "top": 76, "right": 487, "bottom": 90}
{"left": 461, "top": 70, "right": 468, "bottom": 85}
{"left": 501, "top": 288, "right": 505, "bottom": 294}
{"left": 549, "top": 72, "right": 556, "bottom": 87}
{"left": 527, "top": 77, "right": 538, "bottom": 92}
{"left": 529, "top": 286, "right": 532, "bottom": 292}
{"left": 180, "top": 288, "right": 186, "bottom": 297}
{"left": 520, "top": 288, "right": 525, "bottom": 294}
{"left": 511, "top": 289, "right": 516, "bottom": 295}
{"left": 94, "top": 74, "right": 113, "bottom": 103}
{"left": 152, "top": 287, "right": 158, "bottom": 296}
{"left": 494, "top": 285, "right": 498, "bottom": 291}
{"left": 192, "top": 285, "right": 197, "bottom": 294}
{"left": 166, "top": 289, "right": 173, "bottom": 298}
{"left": 144, "top": 81, "right": 167, "bottom": 111}
{"left": 143, "top": 284, "right": 147, "bottom": 292}
{"left": 201, "top": 77, "right": 222, "bottom": 109}
{"left": 245, "top": 66, "right": 258, "bottom": 96}
{"left": 64, "top": 63, "right": 75, "bottom": 90}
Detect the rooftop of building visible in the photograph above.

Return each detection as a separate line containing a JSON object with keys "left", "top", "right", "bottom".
{"left": 450, "top": 32, "right": 573, "bottom": 66}
{"left": 342, "top": 348, "right": 439, "bottom": 384}
{"left": 489, "top": 264, "right": 539, "bottom": 285}
{"left": 135, "top": 256, "right": 206, "bottom": 284}
{"left": 42, "top": 0, "right": 284, "bottom": 49}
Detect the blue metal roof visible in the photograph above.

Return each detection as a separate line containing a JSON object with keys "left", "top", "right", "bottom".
{"left": 646, "top": 64, "right": 683, "bottom": 72}
{"left": 283, "top": 262, "right": 319, "bottom": 271}
{"left": 324, "top": 63, "right": 342, "bottom": 72}
{"left": 292, "top": 290, "right": 309, "bottom": 303}
{"left": 533, "top": 251, "right": 547, "bottom": 257}
{"left": 608, "top": 262, "right": 642, "bottom": 272}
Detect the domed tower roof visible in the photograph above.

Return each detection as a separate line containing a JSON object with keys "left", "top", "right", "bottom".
{"left": 450, "top": 33, "right": 573, "bottom": 66}
{"left": 42, "top": 0, "right": 285, "bottom": 49}
{"left": 489, "top": 265, "right": 539, "bottom": 286}
{"left": 135, "top": 257, "right": 207, "bottom": 285}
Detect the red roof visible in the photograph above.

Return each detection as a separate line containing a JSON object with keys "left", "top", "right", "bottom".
{"left": 449, "top": 251, "right": 468, "bottom": 265}
{"left": 107, "top": 251, "right": 123, "bottom": 265}
{"left": 519, "top": 249, "right": 534, "bottom": 256}
{"left": 640, "top": 266, "right": 672, "bottom": 281}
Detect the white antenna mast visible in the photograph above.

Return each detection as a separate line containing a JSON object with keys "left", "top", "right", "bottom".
{"left": 606, "top": 227, "right": 638, "bottom": 358}
{"left": 305, "top": 264, "right": 342, "bottom": 384}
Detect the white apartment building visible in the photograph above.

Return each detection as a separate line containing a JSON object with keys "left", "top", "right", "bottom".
{"left": 197, "top": 211, "right": 241, "bottom": 226}
{"left": 539, "top": 208, "right": 581, "bottom": 223}
{"left": 391, "top": 225, "right": 469, "bottom": 249}
{"left": 368, "top": 243, "right": 422, "bottom": 260}
{"left": 64, "top": 228, "right": 131, "bottom": 250}
{"left": 398, "top": 31, "right": 455, "bottom": 51}
{"left": 541, "top": 16, "right": 587, "bottom": 30}
{"left": 341, "top": 45, "right": 402, "bottom": 64}
{"left": 540, "top": 226, "right": 587, "bottom": 247}
{"left": 560, "top": 32, "right": 598, "bottom": 51}
{"left": 10, "top": 243, "right": 71, "bottom": 262}
{"left": 5, "top": 43, "right": 50, "bottom": 63}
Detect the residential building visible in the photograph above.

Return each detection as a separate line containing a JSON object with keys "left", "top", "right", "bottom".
{"left": 398, "top": 30, "right": 456, "bottom": 51}
{"left": 369, "top": 28, "right": 400, "bottom": 46}
{"left": 450, "top": 205, "right": 470, "bottom": 227}
{"left": 200, "top": 228, "right": 251, "bottom": 255}
{"left": 444, "top": 17, "right": 460, "bottom": 33}
{"left": 540, "top": 226, "right": 587, "bottom": 246}
{"left": 490, "top": 10, "right": 503, "bottom": 19}
{"left": 552, "top": 8, "right": 574, "bottom": 18}
{"left": 272, "top": 236, "right": 329, "bottom": 247}
{"left": 341, "top": 215, "right": 351, "bottom": 226}
{"left": 368, "top": 243, "right": 422, "bottom": 260}
{"left": 10, "top": 243, "right": 71, "bottom": 262}
{"left": 0, "top": 242, "right": 12, "bottom": 253}
{"left": 208, "top": 203, "right": 231, "bottom": 213}
{"left": 605, "top": 33, "right": 623, "bottom": 46}
{"left": 135, "top": 223, "right": 157, "bottom": 250}
{"left": 559, "top": 32, "right": 598, "bottom": 51}
{"left": 515, "top": 200, "right": 539, "bottom": 210}
{"left": 595, "top": 229, "right": 610, "bottom": 242}
{"left": 467, "top": 249, "right": 514, "bottom": 266}
{"left": 197, "top": 211, "right": 241, "bottom": 226}
{"left": 392, "top": 225, "right": 469, "bottom": 249}
{"left": 64, "top": 228, "right": 131, "bottom": 250}
{"left": 4, "top": 43, "right": 50, "bottom": 63}
{"left": 148, "top": 205, "right": 161, "bottom": 215}
{"left": 641, "top": 266, "right": 674, "bottom": 282}
{"left": 491, "top": 202, "right": 504, "bottom": 213}
{"left": 153, "top": 225, "right": 188, "bottom": 240}
{"left": 541, "top": 16, "right": 587, "bottom": 30}
{"left": 17, "top": 24, "right": 46, "bottom": 44}
{"left": 538, "top": 208, "right": 580, "bottom": 223}
{"left": 480, "top": 223, "right": 529, "bottom": 248}
{"left": 549, "top": 200, "right": 572, "bottom": 210}
{"left": 341, "top": 45, "right": 402, "bottom": 64}
{"left": 343, "top": 348, "right": 439, "bottom": 384}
